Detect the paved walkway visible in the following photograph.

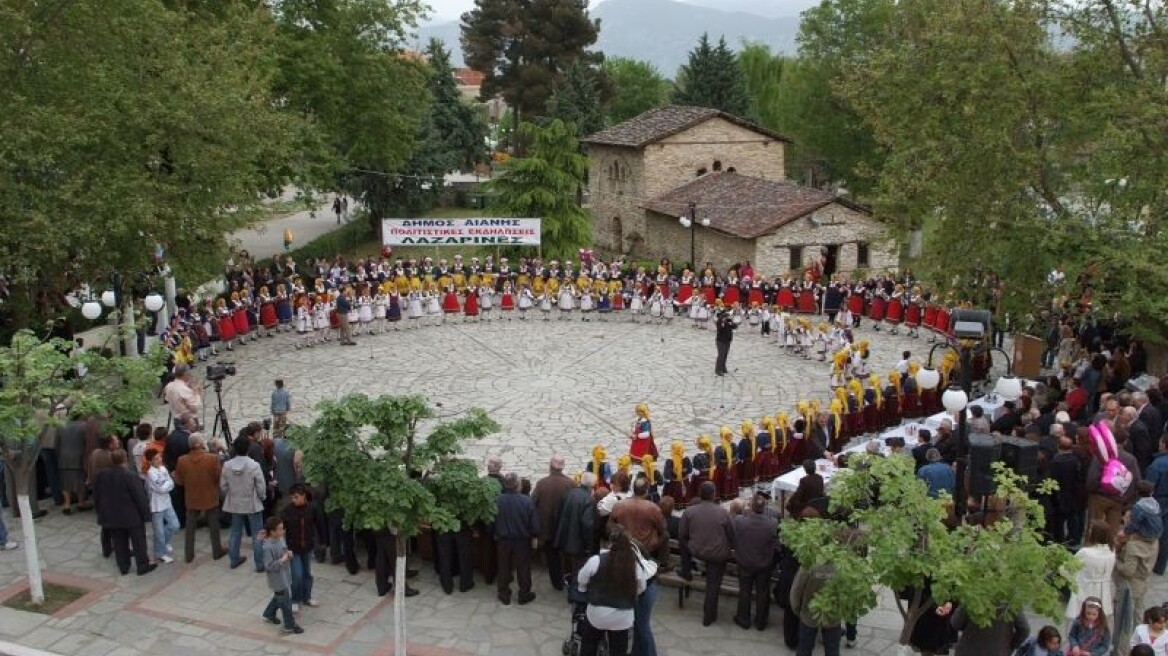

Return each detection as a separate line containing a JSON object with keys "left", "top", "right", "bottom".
{"left": 1, "top": 316, "right": 1135, "bottom": 656}
{"left": 232, "top": 191, "right": 349, "bottom": 260}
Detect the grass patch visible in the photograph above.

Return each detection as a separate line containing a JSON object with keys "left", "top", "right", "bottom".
{"left": 2, "top": 582, "right": 87, "bottom": 615}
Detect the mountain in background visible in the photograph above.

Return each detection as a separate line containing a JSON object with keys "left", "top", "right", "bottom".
{"left": 679, "top": 0, "right": 821, "bottom": 19}
{"left": 413, "top": 0, "right": 803, "bottom": 77}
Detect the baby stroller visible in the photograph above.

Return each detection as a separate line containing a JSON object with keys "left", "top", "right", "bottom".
{"left": 562, "top": 577, "right": 611, "bottom": 656}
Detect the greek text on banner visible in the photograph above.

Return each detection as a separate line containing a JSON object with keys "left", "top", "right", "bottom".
{"left": 382, "top": 218, "right": 542, "bottom": 246}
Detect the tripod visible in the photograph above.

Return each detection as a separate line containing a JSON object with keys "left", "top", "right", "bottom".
{"left": 209, "top": 379, "right": 231, "bottom": 441}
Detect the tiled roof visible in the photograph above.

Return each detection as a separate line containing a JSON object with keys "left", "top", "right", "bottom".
{"left": 581, "top": 105, "right": 792, "bottom": 148}
{"left": 640, "top": 172, "right": 870, "bottom": 240}
{"left": 454, "top": 68, "right": 485, "bottom": 87}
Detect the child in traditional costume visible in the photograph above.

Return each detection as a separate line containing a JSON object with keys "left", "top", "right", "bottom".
{"left": 628, "top": 403, "right": 657, "bottom": 463}
{"left": 662, "top": 441, "right": 691, "bottom": 506}
{"left": 713, "top": 427, "right": 740, "bottom": 501}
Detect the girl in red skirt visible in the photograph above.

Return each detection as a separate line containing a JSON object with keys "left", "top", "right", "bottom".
{"left": 442, "top": 284, "right": 460, "bottom": 317}
{"left": 463, "top": 283, "right": 479, "bottom": 322}
{"left": 216, "top": 298, "right": 236, "bottom": 350}
{"left": 259, "top": 286, "right": 279, "bottom": 337}
{"left": 777, "top": 276, "right": 796, "bottom": 311}
{"left": 500, "top": 280, "right": 516, "bottom": 317}
{"left": 713, "top": 427, "right": 739, "bottom": 501}
{"left": 754, "top": 417, "right": 779, "bottom": 482}
{"left": 885, "top": 284, "right": 905, "bottom": 334}
{"left": 904, "top": 286, "right": 923, "bottom": 338}
{"left": 628, "top": 403, "right": 657, "bottom": 463}
{"left": 230, "top": 293, "right": 250, "bottom": 345}
{"left": 687, "top": 435, "right": 714, "bottom": 502}
{"left": 735, "top": 420, "right": 757, "bottom": 487}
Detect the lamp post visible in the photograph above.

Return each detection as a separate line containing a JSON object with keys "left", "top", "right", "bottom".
{"left": 917, "top": 329, "right": 1018, "bottom": 520}
{"left": 678, "top": 201, "right": 709, "bottom": 271}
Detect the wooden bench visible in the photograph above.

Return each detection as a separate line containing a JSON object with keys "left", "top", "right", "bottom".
{"left": 656, "top": 538, "right": 782, "bottom": 609}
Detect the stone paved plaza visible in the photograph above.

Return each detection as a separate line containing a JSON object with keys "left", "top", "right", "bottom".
{"left": 7, "top": 313, "right": 1156, "bottom": 656}
{"left": 146, "top": 314, "right": 936, "bottom": 478}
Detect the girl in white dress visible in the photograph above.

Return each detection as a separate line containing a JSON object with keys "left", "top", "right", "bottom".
{"left": 629, "top": 288, "right": 644, "bottom": 323}
{"left": 578, "top": 288, "right": 594, "bottom": 321}
{"left": 296, "top": 298, "right": 313, "bottom": 349}
{"left": 407, "top": 289, "right": 424, "bottom": 326}
{"left": 688, "top": 296, "right": 701, "bottom": 328}
{"left": 372, "top": 291, "right": 387, "bottom": 334}
{"left": 696, "top": 300, "right": 710, "bottom": 329}
{"left": 647, "top": 290, "right": 663, "bottom": 324}
{"left": 518, "top": 285, "right": 534, "bottom": 320}
{"left": 662, "top": 294, "right": 675, "bottom": 322}
{"left": 557, "top": 283, "right": 575, "bottom": 320}
{"left": 425, "top": 284, "right": 443, "bottom": 327}
{"left": 313, "top": 296, "right": 330, "bottom": 344}
{"left": 539, "top": 290, "right": 553, "bottom": 321}
{"left": 357, "top": 290, "right": 373, "bottom": 335}
{"left": 479, "top": 285, "right": 494, "bottom": 322}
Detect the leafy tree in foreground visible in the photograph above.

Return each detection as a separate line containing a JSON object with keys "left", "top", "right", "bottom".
{"left": 602, "top": 57, "right": 672, "bottom": 126}
{"left": 781, "top": 455, "right": 1074, "bottom": 643}
{"left": 0, "top": 331, "right": 163, "bottom": 603}
{"left": 288, "top": 395, "right": 499, "bottom": 652}
{"left": 486, "top": 120, "right": 591, "bottom": 260}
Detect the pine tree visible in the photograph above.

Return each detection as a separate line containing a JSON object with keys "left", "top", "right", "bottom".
{"left": 461, "top": 0, "right": 605, "bottom": 129}
{"left": 425, "top": 39, "right": 489, "bottom": 172}
{"left": 546, "top": 61, "right": 608, "bottom": 137}
{"left": 672, "top": 34, "right": 756, "bottom": 119}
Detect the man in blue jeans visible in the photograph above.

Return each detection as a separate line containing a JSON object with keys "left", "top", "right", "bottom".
{"left": 220, "top": 437, "right": 266, "bottom": 571}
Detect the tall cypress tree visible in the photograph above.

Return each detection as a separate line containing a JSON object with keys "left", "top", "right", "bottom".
{"left": 425, "top": 39, "right": 489, "bottom": 172}
{"left": 672, "top": 34, "right": 756, "bottom": 119}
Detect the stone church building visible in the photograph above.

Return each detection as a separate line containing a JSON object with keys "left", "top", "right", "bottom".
{"left": 581, "top": 105, "right": 897, "bottom": 277}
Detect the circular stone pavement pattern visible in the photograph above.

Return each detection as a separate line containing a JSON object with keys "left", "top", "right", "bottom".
{"left": 149, "top": 315, "right": 997, "bottom": 478}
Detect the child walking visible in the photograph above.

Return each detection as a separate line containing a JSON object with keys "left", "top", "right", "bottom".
{"left": 261, "top": 517, "right": 304, "bottom": 635}
{"left": 144, "top": 449, "right": 179, "bottom": 564}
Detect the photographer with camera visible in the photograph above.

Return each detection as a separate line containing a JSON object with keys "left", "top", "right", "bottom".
{"left": 163, "top": 364, "right": 203, "bottom": 423}
{"left": 714, "top": 310, "right": 738, "bottom": 377}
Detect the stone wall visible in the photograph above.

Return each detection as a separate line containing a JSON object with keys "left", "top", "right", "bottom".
{"left": 586, "top": 144, "right": 646, "bottom": 254}
{"left": 753, "top": 203, "right": 898, "bottom": 278}
{"left": 642, "top": 118, "right": 786, "bottom": 199}
{"left": 645, "top": 211, "right": 754, "bottom": 271}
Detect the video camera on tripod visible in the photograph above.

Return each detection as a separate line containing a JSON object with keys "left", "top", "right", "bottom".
{"left": 206, "top": 361, "right": 236, "bottom": 382}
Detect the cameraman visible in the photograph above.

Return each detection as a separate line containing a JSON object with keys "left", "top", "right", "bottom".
{"left": 163, "top": 365, "right": 203, "bottom": 423}
{"left": 715, "top": 310, "right": 737, "bottom": 376}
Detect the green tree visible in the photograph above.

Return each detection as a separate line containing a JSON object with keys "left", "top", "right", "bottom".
{"left": 0, "top": 0, "right": 303, "bottom": 330}
{"left": 782, "top": 456, "right": 1074, "bottom": 644}
{"left": 487, "top": 120, "right": 591, "bottom": 260}
{"left": 461, "top": 0, "right": 605, "bottom": 129}
{"left": 546, "top": 61, "right": 609, "bottom": 138}
{"left": 0, "top": 331, "right": 163, "bottom": 603}
{"left": 288, "top": 394, "right": 499, "bottom": 652}
{"left": 671, "top": 34, "right": 756, "bottom": 119}
{"left": 384, "top": 39, "right": 491, "bottom": 216}
{"left": 274, "top": 0, "right": 430, "bottom": 228}
{"left": 602, "top": 57, "right": 672, "bottom": 125}
{"left": 784, "top": 0, "right": 893, "bottom": 190}
{"left": 738, "top": 43, "right": 789, "bottom": 136}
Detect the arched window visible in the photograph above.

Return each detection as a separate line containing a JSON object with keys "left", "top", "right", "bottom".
{"left": 612, "top": 216, "right": 624, "bottom": 251}
{"left": 727, "top": 166, "right": 737, "bottom": 173}
{"left": 697, "top": 167, "right": 707, "bottom": 177}
{"left": 713, "top": 160, "right": 723, "bottom": 171}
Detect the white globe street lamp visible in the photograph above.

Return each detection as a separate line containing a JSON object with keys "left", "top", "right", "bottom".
{"left": 81, "top": 301, "right": 103, "bottom": 321}
{"left": 144, "top": 293, "right": 164, "bottom": 313}
{"left": 916, "top": 367, "right": 941, "bottom": 391}
{"left": 942, "top": 385, "right": 969, "bottom": 414}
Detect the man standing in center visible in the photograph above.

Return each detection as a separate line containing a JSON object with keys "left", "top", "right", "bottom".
{"left": 92, "top": 449, "right": 156, "bottom": 576}
{"left": 733, "top": 492, "right": 779, "bottom": 631}
{"left": 495, "top": 472, "right": 539, "bottom": 605}
{"left": 714, "top": 309, "right": 737, "bottom": 376}
{"left": 611, "top": 477, "right": 667, "bottom": 656}
{"left": 555, "top": 471, "right": 597, "bottom": 579}
{"left": 221, "top": 436, "right": 267, "bottom": 571}
{"left": 531, "top": 456, "right": 574, "bottom": 590}
{"left": 680, "top": 481, "right": 734, "bottom": 626}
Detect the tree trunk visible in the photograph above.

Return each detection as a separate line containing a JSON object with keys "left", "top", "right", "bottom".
{"left": 13, "top": 458, "right": 44, "bottom": 604}
{"left": 393, "top": 533, "right": 407, "bottom": 654}
{"left": 897, "top": 599, "right": 928, "bottom": 646}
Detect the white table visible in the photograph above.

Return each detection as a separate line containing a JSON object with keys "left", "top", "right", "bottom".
{"left": 771, "top": 424, "right": 924, "bottom": 496}
{"left": 923, "top": 394, "right": 1007, "bottom": 430}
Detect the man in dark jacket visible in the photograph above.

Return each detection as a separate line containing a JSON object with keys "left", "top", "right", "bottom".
{"left": 680, "top": 481, "right": 734, "bottom": 626}
{"left": 554, "top": 471, "right": 597, "bottom": 578}
{"left": 733, "top": 493, "right": 778, "bottom": 631}
{"left": 495, "top": 472, "right": 539, "bottom": 605}
{"left": 714, "top": 310, "right": 736, "bottom": 376}
{"left": 790, "top": 559, "right": 843, "bottom": 656}
{"left": 1121, "top": 406, "right": 1154, "bottom": 472}
{"left": 279, "top": 483, "right": 319, "bottom": 610}
{"left": 164, "top": 416, "right": 195, "bottom": 527}
{"left": 1048, "top": 437, "right": 1085, "bottom": 547}
{"left": 531, "top": 456, "right": 574, "bottom": 590}
{"left": 92, "top": 449, "right": 156, "bottom": 576}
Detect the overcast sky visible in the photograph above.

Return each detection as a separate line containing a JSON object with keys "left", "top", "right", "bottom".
{"left": 425, "top": 0, "right": 599, "bottom": 21}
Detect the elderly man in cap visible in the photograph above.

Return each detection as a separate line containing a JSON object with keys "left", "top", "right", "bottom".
{"left": 531, "top": 456, "right": 574, "bottom": 590}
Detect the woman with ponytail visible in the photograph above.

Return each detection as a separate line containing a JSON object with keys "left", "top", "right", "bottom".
{"left": 662, "top": 442, "right": 691, "bottom": 506}
{"left": 687, "top": 435, "right": 715, "bottom": 502}
{"left": 736, "top": 420, "right": 758, "bottom": 487}
{"left": 755, "top": 417, "right": 779, "bottom": 482}
{"left": 713, "top": 427, "right": 740, "bottom": 501}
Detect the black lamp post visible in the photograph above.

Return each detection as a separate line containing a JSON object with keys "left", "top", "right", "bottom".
{"left": 678, "top": 201, "right": 709, "bottom": 271}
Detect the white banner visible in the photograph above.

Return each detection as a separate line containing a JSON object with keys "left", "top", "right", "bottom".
{"left": 381, "top": 218, "right": 541, "bottom": 246}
